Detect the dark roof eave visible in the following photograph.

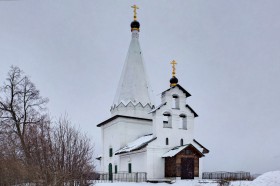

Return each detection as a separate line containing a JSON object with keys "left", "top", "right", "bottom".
{"left": 161, "top": 84, "right": 191, "bottom": 98}
{"left": 162, "top": 144, "right": 205, "bottom": 158}
{"left": 97, "top": 115, "right": 152, "bottom": 127}
{"left": 188, "top": 144, "right": 205, "bottom": 157}
{"left": 193, "top": 139, "right": 210, "bottom": 154}
{"left": 186, "top": 104, "right": 198, "bottom": 117}
{"left": 148, "top": 102, "right": 167, "bottom": 114}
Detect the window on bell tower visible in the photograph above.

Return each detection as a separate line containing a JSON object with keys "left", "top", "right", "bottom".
{"left": 179, "top": 114, "right": 187, "bottom": 129}
{"left": 172, "top": 94, "right": 179, "bottom": 109}
{"left": 163, "top": 112, "right": 172, "bottom": 128}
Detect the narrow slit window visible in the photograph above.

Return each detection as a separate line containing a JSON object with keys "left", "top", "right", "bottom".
{"left": 166, "top": 138, "right": 169, "bottom": 145}
{"left": 115, "top": 165, "right": 118, "bottom": 173}
{"left": 109, "top": 147, "right": 113, "bottom": 157}
{"left": 180, "top": 139, "right": 184, "bottom": 146}
{"left": 128, "top": 163, "right": 132, "bottom": 173}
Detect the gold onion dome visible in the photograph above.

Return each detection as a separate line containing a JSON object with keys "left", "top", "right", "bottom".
{"left": 131, "top": 20, "right": 140, "bottom": 31}
{"left": 170, "top": 76, "right": 178, "bottom": 87}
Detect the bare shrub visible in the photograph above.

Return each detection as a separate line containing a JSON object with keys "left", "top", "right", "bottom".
{"left": 217, "top": 179, "right": 231, "bottom": 186}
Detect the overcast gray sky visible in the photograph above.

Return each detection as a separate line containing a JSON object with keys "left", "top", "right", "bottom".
{"left": 1, "top": 0, "right": 280, "bottom": 174}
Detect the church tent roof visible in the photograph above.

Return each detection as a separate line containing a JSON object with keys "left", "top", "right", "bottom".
{"left": 115, "top": 134, "right": 156, "bottom": 155}
{"left": 112, "top": 28, "right": 154, "bottom": 109}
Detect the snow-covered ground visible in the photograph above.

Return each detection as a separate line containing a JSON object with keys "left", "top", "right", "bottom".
{"left": 95, "top": 171, "right": 280, "bottom": 186}
{"left": 96, "top": 180, "right": 249, "bottom": 186}
{"left": 250, "top": 171, "right": 280, "bottom": 186}
{"left": 96, "top": 180, "right": 251, "bottom": 186}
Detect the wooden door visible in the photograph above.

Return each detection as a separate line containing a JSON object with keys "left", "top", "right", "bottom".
{"left": 181, "top": 158, "right": 194, "bottom": 179}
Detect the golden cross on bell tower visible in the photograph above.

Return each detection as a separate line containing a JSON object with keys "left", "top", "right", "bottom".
{"left": 170, "top": 60, "right": 177, "bottom": 77}
{"left": 131, "top": 5, "right": 139, "bottom": 21}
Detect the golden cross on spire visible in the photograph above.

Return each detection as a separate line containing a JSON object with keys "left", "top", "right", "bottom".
{"left": 131, "top": 5, "right": 139, "bottom": 20}
{"left": 170, "top": 60, "right": 177, "bottom": 77}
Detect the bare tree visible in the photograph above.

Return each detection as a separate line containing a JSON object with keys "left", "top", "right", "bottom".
{"left": 0, "top": 66, "right": 95, "bottom": 185}
{"left": 0, "top": 66, "right": 48, "bottom": 161}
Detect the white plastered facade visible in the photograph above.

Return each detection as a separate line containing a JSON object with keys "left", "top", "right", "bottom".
{"left": 100, "top": 117, "right": 152, "bottom": 173}
{"left": 97, "top": 22, "right": 208, "bottom": 180}
{"left": 98, "top": 86, "right": 206, "bottom": 179}
{"left": 147, "top": 87, "right": 195, "bottom": 179}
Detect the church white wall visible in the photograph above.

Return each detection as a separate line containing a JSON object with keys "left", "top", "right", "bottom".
{"left": 199, "top": 158, "right": 203, "bottom": 178}
{"left": 152, "top": 113, "right": 194, "bottom": 147}
{"left": 119, "top": 150, "right": 147, "bottom": 173}
{"left": 100, "top": 117, "right": 152, "bottom": 173}
{"left": 99, "top": 85, "right": 205, "bottom": 180}
{"left": 161, "top": 86, "right": 187, "bottom": 110}
{"left": 146, "top": 146, "right": 166, "bottom": 179}
{"left": 152, "top": 87, "right": 196, "bottom": 148}
{"left": 145, "top": 86, "right": 199, "bottom": 180}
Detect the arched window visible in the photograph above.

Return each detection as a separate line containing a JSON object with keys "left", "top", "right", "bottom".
{"left": 172, "top": 94, "right": 179, "bottom": 109}
{"left": 179, "top": 114, "right": 187, "bottom": 129}
{"left": 163, "top": 112, "right": 172, "bottom": 128}
{"left": 180, "top": 139, "right": 184, "bottom": 146}
{"left": 166, "top": 138, "right": 169, "bottom": 145}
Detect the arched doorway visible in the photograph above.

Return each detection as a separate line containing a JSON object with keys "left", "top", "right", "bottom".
{"left": 108, "top": 163, "right": 113, "bottom": 181}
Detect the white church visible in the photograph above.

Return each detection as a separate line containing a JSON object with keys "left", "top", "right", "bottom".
{"left": 97, "top": 6, "right": 209, "bottom": 180}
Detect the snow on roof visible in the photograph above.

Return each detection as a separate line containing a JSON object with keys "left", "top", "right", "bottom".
{"left": 162, "top": 145, "right": 187, "bottom": 158}
{"left": 191, "top": 142, "right": 204, "bottom": 154}
{"left": 162, "top": 142, "right": 204, "bottom": 158}
{"left": 193, "top": 139, "right": 209, "bottom": 153}
{"left": 115, "top": 134, "right": 156, "bottom": 155}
